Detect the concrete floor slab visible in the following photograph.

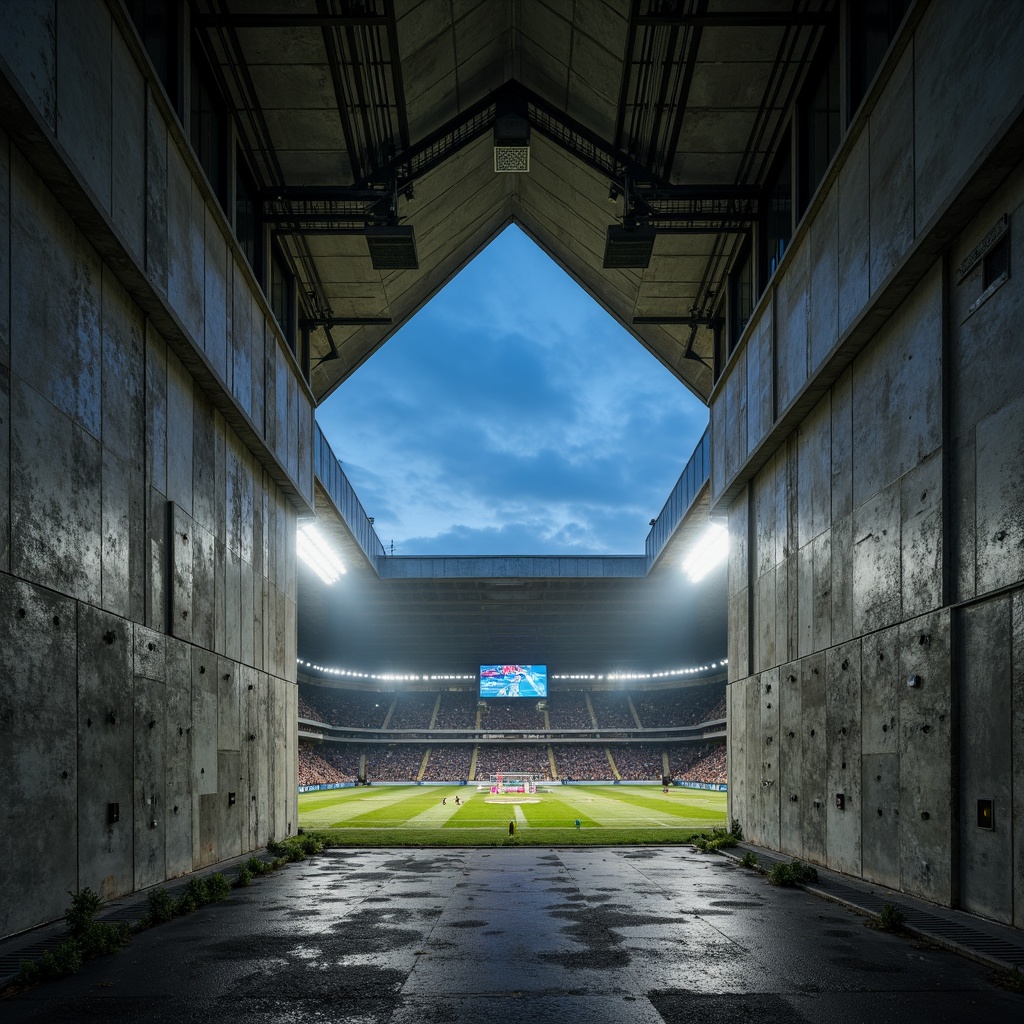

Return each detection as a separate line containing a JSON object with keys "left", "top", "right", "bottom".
{"left": 1, "top": 847, "right": 1022, "bottom": 1023}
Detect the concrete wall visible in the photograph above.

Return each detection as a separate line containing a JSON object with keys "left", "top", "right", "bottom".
{"left": 719, "top": 0, "right": 1024, "bottom": 925}
{"left": 0, "top": 3, "right": 307, "bottom": 936}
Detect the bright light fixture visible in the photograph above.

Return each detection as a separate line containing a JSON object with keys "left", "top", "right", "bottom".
{"left": 297, "top": 524, "right": 346, "bottom": 585}
{"left": 682, "top": 523, "right": 729, "bottom": 582}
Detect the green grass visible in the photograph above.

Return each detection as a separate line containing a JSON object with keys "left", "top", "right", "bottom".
{"left": 298, "top": 784, "right": 727, "bottom": 846}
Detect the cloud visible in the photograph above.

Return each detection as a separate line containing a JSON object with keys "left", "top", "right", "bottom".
{"left": 317, "top": 225, "right": 709, "bottom": 555}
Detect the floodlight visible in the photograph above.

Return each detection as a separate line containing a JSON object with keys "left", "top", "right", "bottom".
{"left": 493, "top": 111, "right": 531, "bottom": 172}
{"left": 365, "top": 225, "right": 418, "bottom": 270}
{"left": 297, "top": 524, "right": 346, "bottom": 585}
{"left": 682, "top": 523, "right": 729, "bottom": 582}
{"left": 603, "top": 225, "right": 656, "bottom": 268}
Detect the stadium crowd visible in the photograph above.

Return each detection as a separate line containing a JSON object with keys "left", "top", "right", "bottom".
{"left": 545, "top": 691, "right": 593, "bottom": 728}
{"left": 388, "top": 692, "right": 437, "bottom": 730}
{"left": 634, "top": 684, "right": 726, "bottom": 728}
{"left": 479, "top": 700, "right": 546, "bottom": 731}
{"left": 588, "top": 691, "right": 636, "bottom": 728}
{"left": 299, "top": 740, "right": 727, "bottom": 785}
{"left": 432, "top": 691, "right": 479, "bottom": 729}
{"left": 473, "top": 744, "right": 550, "bottom": 779}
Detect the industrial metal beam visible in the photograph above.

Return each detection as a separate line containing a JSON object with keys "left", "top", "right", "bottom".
{"left": 635, "top": 12, "right": 833, "bottom": 27}
{"left": 194, "top": 14, "right": 388, "bottom": 28}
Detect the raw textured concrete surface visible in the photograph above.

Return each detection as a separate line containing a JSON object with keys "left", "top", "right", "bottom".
{"left": 3, "top": 847, "right": 1022, "bottom": 1023}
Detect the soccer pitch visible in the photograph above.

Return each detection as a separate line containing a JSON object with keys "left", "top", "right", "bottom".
{"left": 298, "top": 784, "right": 727, "bottom": 847}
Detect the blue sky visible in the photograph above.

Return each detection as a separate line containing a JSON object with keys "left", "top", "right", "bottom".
{"left": 316, "top": 226, "right": 709, "bottom": 556}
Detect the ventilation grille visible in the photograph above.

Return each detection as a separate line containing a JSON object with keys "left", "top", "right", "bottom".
{"left": 494, "top": 145, "right": 530, "bottom": 173}
{"left": 983, "top": 234, "right": 1009, "bottom": 288}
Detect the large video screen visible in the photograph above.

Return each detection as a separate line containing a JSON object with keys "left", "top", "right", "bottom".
{"left": 479, "top": 664, "right": 548, "bottom": 698}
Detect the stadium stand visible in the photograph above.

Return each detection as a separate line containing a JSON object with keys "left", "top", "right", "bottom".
{"left": 433, "top": 691, "right": 479, "bottom": 729}
{"left": 545, "top": 691, "right": 592, "bottom": 728}
{"left": 388, "top": 692, "right": 437, "bottom": 730}
{"left": 634, "top": 684, "right": 726, "bottom": 728}
{"left": 612, "top": 743, "right": 666, "bottom": 780}
{"left": 479, "top": 699, "right": 546, "bottom": 731}
{"left": 473, "top": 744, "right": 551, "bottom": 779}
{"left": 364, "top": 744, "right": 429, "bottom": 781}
{"left": 299, "top": 685, "right": 390, "bottom": 728}
{"left": 424, "top": 745, "right": 473, "bottom": 781}
{"left": 589, "top": 691, "right": 636, "bottom": 728}
{"left": 551, "top": 744, "right": 614, "bottom": 780}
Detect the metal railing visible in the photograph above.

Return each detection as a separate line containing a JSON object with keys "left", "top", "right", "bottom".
{"left": 645, "top": 425, "right": 710, "bottom": 568}
{"left": 313, "top": 424, "right": 386, "bottom": 569}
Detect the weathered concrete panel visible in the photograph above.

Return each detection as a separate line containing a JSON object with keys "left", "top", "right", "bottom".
{"left": 197, "top": 793, "right": 218, "bottom": 869}
{"left": 725, "top": 347, "right": 747, "bottom": 483}
{"left": 852, "top": 266, "right": 942, "bottom": 507}
{"left": 230, "top": 260, "right": 253, "bottom": 419}
{"left": 55, "top": 0, "right": 112, "bottom": 208}
{"left": 110, "top": 30, "right": 145, "bottom": 259}
{"left": 914, "top": 0, "right": 1024, "bottom": 233}
{"left": 744, "top": 675, "right": 761, "bottom": 843}
{"left": 0, "top": 2, "right": 56, "bottom": 130}
{"left": 778, "top": 661, "right": 802, "bottom": 857}
{"left": 145, "top": 91, "right": 168, "bottom": 293}
{"left": 898, "top": 610, "right": 952, "bottom": 904}
{"left": 958, "top": 597, "right": 1013, "bottom": 923}
{"left": 164, "top": 636, "right": 193, "bottom": 878}
{"left": 1012, "top": 592, "right": 1024, "bottom": 930}
{"left": 868, "top": 45, "right": 914, "bottom": 289}
{"left": 217, "top": 751, "right": 243, "bottom": 862}
{"left": 808, "top": 182, "right": 839, "bottom": 374}
{"left": 758, "top": 668, "right": 781, "bottom": 851}
{"left": 11, "top": 376, "right": 102, "bottom": 604}
{"left": 204, "top": 204, "right": 228, "bottom": 381}
{"left": 811, "top": 531, "right": 832, "bottom": 654}
{"left": 775, "top": 239, "right": 809, "bottom": 413}
{"left": 852, "top": 481, "right": 901, "bottom": 635}
{"left": 745, "top": 298, "right": 773, "bottom": 456}
{"left": 900, "top": 451, "right": 943, "bottom": 618}
{"left": 169, "top": 503, "right": 193, "bottom": 642}
{"left": 831, "top": 367, "right": 853, "bottom": 522}
{"left": 133, "top": 668, "right": 166, "bottom": 890}
{"left": 10, "top": 151, "right": 102, "bottom": 438}
{"left": 218, "top": 656, "right": 241, "bottom": 752}
{"left": 146, "top": 486, "right": 168, "bottom": 633}
{"left": 192, "top": 391, "right": 217, "bottom": 534}
{"left": 797, "top": 394, "right": 831, "bottom": 548}
{"left": 0, "top": 131, "right": 8, "bottom": 371}
{"left": 754, "top": 568, "right": 776, "bottom": 674}
{"left": 830, "top": 513, "right": 853, "bottom": 646}
{"left": 165, "top": 349, "right": 194, "bottom": 514}
{"left": 799, "top": 653, "right": 827, "bottom": 865}
{"left": 192, "top": 522, "right": 216, "bottom": 652}
{"left": 0, "top": 576, "right": 77, "bottom": 936}
{"left": 1, "top": 366, "right": 12, "bottom": 573}
{"left": 225, "top": 546, "right": 242, "bottom": 663}
{"left": 101, "top": 448, "right": 132, "bottom": 618}
{"left": 975, "top": 392, "right": 1024, "bottom": 595}
{"left": 165, "top": 148, "right": 204, "bottom": 343}
{"left": 951, "top": 431, "right": 976, "bottom": 603}
{"left": 861, "top": 625, "right": 900, "bottom": 756}
{"left": 837, "top": 127, "right": 869, "bottom": 335}
{"left": 77, "top": 606, "right": 133, "bottom": 901}
{"left": 727, "top": 681, "right": 746, "bottom": 834}
{"left": 825, "top": 642, "right": 861, "bottom": 876}
{"left": 797, "top": 542, "right": 813, "bottom": 659}
{"left": 862, "top": 752, "right": 900, "bottom": 889}
{"left": 192, "top": 649, "right": 218, "bottom": 797}
{"left": 241, "top": 558, "right": 255, "bottom": 667}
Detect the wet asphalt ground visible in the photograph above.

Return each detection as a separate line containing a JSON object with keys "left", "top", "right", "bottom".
{"left": 2, "top": 846, "right": 1022, "bottom": 1023}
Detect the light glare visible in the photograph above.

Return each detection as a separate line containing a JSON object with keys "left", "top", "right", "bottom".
{"left": 297, "top": 524, "right": 346, "bottom": 584}
{"left": 682, "top": 524, "right": 729, "bottom": 582}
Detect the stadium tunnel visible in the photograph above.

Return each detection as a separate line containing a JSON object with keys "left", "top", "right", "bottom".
{"left": 1, "top": 0, "right": 1024, "bottom": 947}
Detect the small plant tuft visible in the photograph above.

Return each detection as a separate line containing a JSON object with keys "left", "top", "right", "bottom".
{"left": 767, "top": 859, "right": 819, "bottom": 886}
{"left": 877, "top": 902, "right": 906, "bottom": 932}
{"left": 145, "top": 887, "right": 175, "bottom": 925}
{"left": 739, "top": 851, "right": 760, "bottom": 870}
{"left": 39, "top": 938, "right": 83, "bottom": 978}
{"left": 65, "top": 887, "right": 102, "bottom": 937}
{"left": 730, "top": 819, "right": 744, "bottom": 842}
{"left": 692, "top": 827, "right": 738, "bottom": 853}
{"left": 236, "top": 864, "right": 253, "bottom": 887}
{"left": 205, "top": 873, "right": 231, "bottom": 902}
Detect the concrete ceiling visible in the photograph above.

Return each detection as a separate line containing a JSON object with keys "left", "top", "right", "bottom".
{"left": 195, "top": 0, "right": 833, "bottom": 672}
{"left": 198, "top": 0, "right": 833, "bottom": 404}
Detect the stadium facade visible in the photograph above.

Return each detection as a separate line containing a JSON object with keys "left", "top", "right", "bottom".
{"left": 1, "top": 0, "right": 1023, "bottom": 939}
